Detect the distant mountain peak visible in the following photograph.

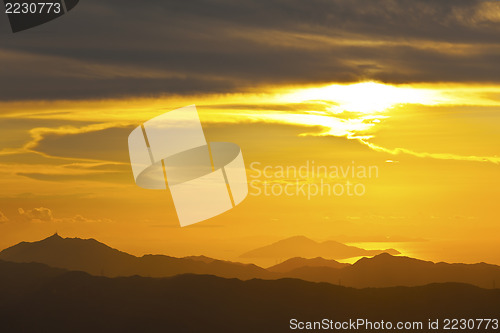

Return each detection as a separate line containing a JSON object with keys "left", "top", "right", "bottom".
{"left": 240, "top": 236, "right": 401, "bottom": 260}
{"left": 357, "top": 252, "right": 397, "bottom": 261}
{"left": 46, "top": 232, "right": 63, "bottom": 240}
{"left": 287, "top": 235, "right": 313, "bottom": 241}
{"left": 279, "top": 235, "right": 317, "bottom": 244}
{"left": 268, "top": 256, "right": 350, "bottom": 273}
{"left": 354, "top": 252, "right": 432, "bottom": 267}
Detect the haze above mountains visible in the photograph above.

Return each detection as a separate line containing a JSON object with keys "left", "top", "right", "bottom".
{"left": 1, "top": 234, "right": 499, "bottom": 289}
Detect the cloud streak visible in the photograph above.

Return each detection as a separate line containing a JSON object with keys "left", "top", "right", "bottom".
{"left": 17, "top": 207, "right": 112, "bottom": 223}
{"left": 360, "top": 139, "right": 500, "bottom": 164}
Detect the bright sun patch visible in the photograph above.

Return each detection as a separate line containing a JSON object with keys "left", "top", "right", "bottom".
{"left": 280, "top": 81, "right": 441, "bottom": 114}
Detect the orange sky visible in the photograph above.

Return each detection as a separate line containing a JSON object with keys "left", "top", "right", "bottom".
{"left": 0, "top": 82, "right": 499, "bottom": 266}
{"left": 1, "top": 0, "right": 499, "bottom": 266}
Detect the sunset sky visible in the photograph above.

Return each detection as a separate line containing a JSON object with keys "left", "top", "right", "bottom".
{"left": 0, "top": 0, "right": 499, "bottom": 266}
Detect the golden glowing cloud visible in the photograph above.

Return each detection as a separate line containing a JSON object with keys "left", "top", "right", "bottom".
{"left": 280, "top": 82, "right": 440, "bottom": 114}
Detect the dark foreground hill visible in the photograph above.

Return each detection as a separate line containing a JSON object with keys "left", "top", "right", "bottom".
{"left": 0, "top": 260, "right": 499, "bottom": 333}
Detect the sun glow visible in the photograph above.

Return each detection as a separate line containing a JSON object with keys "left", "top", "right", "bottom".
{"left": 281, "top": 81, "right": 441, "bottom": 114}
{"left": 2, "top": 81, "right": 500, "bottom": 162}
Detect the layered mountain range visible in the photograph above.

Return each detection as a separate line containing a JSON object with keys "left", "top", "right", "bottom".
{"left": 1, "top": 233, "right": 499, "bottom": 289}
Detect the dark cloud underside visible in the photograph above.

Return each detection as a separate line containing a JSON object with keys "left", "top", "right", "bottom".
{"left": 0, "top": 0, "right": 499, "bottom": 100}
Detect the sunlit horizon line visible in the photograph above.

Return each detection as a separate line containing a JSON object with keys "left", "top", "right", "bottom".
{"left": 2, "top": 80, "right": 500, "bottom": 120}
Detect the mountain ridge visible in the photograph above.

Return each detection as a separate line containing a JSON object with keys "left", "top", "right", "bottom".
{"left": 0, "top": 233, "right": 271, "bottom": 280}
{"left": 1, "top": 234, "right": 499, "bottom": 289}
{"left": 240, "top": 235, "right": 400, "bottom": 259}
{"left": 268, "top": 256, "right": 349, "bottom": 272}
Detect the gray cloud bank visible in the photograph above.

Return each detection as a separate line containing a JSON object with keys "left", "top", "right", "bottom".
{"left": 0, "top": 0, "right": 499, "bottom": 100}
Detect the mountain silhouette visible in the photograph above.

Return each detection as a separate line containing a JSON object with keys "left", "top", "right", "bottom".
{"left": 0, "top": 259, "right": 498, "bottom": 333}
{"left": 0, "top": 233, "right": 271, "bottom": 280}
{"left": 268, "top": 256, "right": 349, "bottom": 273}
{"left": 285, "top": 253, "right": 500, "bottom": 289}
{"left": 1, "top": 234, "right": 500, "bottom": 289}
{"left": 240, "top": 235, "right": 400, "bottom": 259}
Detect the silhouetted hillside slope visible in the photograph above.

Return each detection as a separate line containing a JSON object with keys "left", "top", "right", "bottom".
{"left": 286, "top": 253, "right": 500, "bottom": 289}
{"left": 268, "top": 256, "right": 349, "bottom": 273}
{"left": 0, "top": 234, "right": 271, "bottom": 280}
{"left": 240, "top": 235, "right": 400, "bottom": 259}
{"left": 2, "top": 235, "right": 500, "bottom": 289}
{"left": 0, "top": 260, "right": 498, "bottom": 333}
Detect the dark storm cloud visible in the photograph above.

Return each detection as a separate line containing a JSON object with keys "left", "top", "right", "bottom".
{"left": 0, "top": 0, "right": 499, "bottom": 100}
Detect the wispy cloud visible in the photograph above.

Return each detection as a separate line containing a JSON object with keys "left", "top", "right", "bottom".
{"left": 359, "top": 139, "right": 500, "bottom": 164}
{"left": 18, "top": 207, "right": 55, "bottom": 223}
{"left": 0, "top": 211, "right": 9, "bottom": 223}
{"left": 18, "top": 207, "right": 112, "bottom": 224}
